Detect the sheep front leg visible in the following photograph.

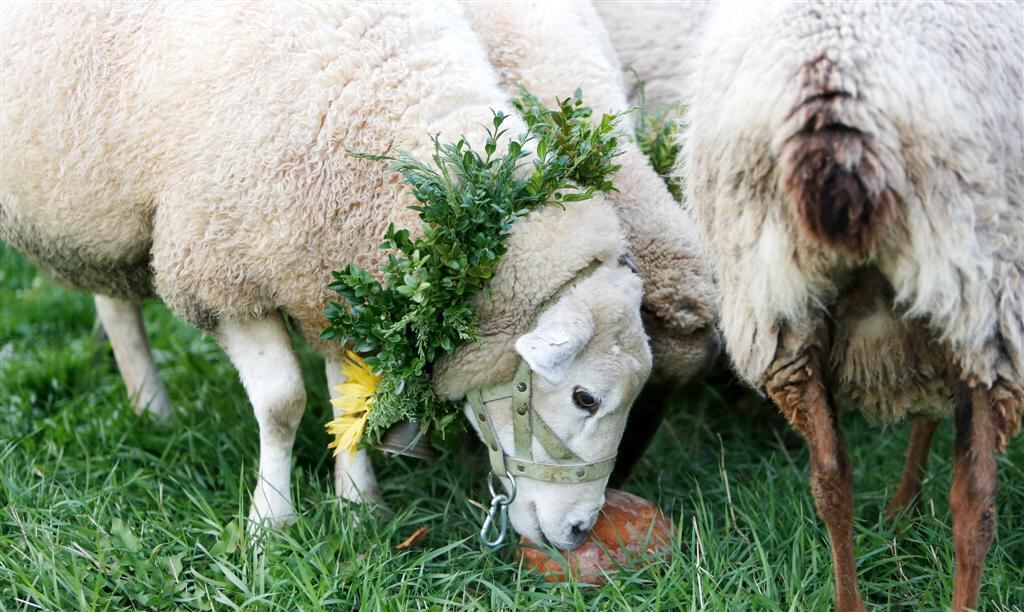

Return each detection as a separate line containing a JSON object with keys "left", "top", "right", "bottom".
{"left": 324, "top": 359, "right": 385, "bottom": 506}
{"left": 609, "top": 381, "right": 674, "bottom": 486}
{"left": 218, "top": 316, "right": 306, "bottom": 529}
{"left": 765, "top": 351, "right": 865, "bottom": 612}
{"left": 950, "top": 383, "right": 997, "bottom": 612}
{"left": 885, "top": 418, "right": 941, "bottom": 520}
{"left": 94, "top": 295, "right": 173, "bottom": 418}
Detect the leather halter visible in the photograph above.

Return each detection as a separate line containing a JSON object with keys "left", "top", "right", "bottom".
{"left": 467, "top": 360, "right": 617, "bottom": 483}
{"left": 466, "top": 259, "right": 616, "bottom": 484}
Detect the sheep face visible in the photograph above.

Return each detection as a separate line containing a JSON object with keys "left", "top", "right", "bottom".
{"left": 465, "top": 263, "right": 652, "bottom": 550}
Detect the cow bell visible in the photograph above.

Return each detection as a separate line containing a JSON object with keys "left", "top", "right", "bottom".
{"left": 374, "top": 418, "right": 435, "bottom": 460}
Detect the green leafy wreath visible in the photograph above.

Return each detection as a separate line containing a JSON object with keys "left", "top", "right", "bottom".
{"left": 320, "top": 89, "right": 625, "bottom": 456}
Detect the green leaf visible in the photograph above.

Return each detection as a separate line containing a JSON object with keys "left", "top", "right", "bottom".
{"left": 111, "top": 518, "right": 141, "bottom": 554}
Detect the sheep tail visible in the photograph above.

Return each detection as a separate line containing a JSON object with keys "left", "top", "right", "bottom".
{"left": 779, "top": 58, "right": 901, "bottom": 253}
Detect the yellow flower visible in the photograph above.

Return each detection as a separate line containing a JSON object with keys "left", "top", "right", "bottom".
{"left": 325, "top": 350, "right": 381, "bottom": 459}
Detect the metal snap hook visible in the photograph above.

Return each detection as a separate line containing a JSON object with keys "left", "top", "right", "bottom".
{"left": 479, "top": 470, "right": 517, "bottom": 549}
{"left": 479, "top": 495, "right": 509, "bottom": 549}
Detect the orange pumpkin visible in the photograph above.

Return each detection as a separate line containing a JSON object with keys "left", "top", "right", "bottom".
{"left": 520, "top": 489, "right": 674, "bottom": 584}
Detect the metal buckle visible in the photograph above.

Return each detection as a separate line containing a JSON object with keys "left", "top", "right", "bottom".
{"left": 479, "top": 470, "right": 517, "bottom": 549}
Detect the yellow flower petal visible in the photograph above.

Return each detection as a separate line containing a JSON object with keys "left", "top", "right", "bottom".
{"left": 325, "top": 350, "right": 380, "bottom": 458}
{"left": 326, "top": 410, "right": 369, "bottom": 459}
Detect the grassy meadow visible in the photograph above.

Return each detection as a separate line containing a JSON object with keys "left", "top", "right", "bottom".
{"left": 1, "top": 240, "right": 1022, "bottom": 610}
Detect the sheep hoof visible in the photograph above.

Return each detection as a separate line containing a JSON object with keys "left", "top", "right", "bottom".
{"left": 247, "top": 487, "right": 297, "bottom": 534}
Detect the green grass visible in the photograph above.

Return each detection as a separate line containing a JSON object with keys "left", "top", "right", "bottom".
{"left": 1, "top": 240, "right": 1022, "bottom": 610}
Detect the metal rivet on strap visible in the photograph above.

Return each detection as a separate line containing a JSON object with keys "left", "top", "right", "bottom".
{"left": 516, "top": 382, "right": 527, "bottom": 393}
{"left": 478, "top": 413, "right": 486, "bottom": 421}
{"left": 491, "top": 445, "right": 498, "bottom": 452}
{"left": 517, "top": 465, "right": 524, "bottom": 472}
{"left": 576, "top": 468, "right": 586, "bottom": 477}
{"left": 516, "top": 407, "right": 527, "bottom": 415}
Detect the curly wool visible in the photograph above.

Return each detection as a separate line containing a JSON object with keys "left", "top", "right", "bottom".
{"left": 462, "top": 1, "right": 720, "bottom": 388}
{"left": 0, "top": 1, "right": 632, "bottom": 397}
{"left": 683, "top": 1, "right": 1023, "bottom": 442}
{"left": 591, "top": 1, "right": 713, "bottom": 110}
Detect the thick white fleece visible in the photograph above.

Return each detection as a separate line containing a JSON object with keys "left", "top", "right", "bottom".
{"left": 592, "top": 1, "right": 713, "bottom": 109}
{"left": 0, "top": 1, "right": 635, "bottom": 397}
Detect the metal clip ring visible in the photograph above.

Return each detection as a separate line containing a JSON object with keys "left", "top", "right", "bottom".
{"left": 487, "top": 470, "right": 517, "bottom": 504}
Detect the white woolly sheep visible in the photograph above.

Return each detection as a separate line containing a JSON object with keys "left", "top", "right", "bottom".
{"left": 592, "top": 0, "right": 713, "bottom": 110}
{"left": 56, "top": 1, "right": 722, "bottom": 490}
{"left": 683, "top": 2, "right": 1023, "bottom": 609}
{"left": 461, "top": 1, "right": 720, "bottom": 483}
{"left": 0, "top": 1, "right": 654, "bottom": 551}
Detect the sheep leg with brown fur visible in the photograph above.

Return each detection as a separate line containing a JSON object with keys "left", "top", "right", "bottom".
{"left": 765, "top": 346, "right": 865, "bottom": 612}
{"left": 950, "top": 383, "right": 998, "bottom": 612}
{"left": 885, "top": 418, "right": 941, "bottom": 520}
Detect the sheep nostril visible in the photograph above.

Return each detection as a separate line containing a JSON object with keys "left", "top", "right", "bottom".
{"left": 570, "top": 521, "right": 591, "bottom": 537}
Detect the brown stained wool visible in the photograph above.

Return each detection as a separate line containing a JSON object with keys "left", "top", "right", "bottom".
{"left": 780, "top": 57, "right": 900, "bottom": 255}
{"left": 828, "top": 268, "right": 952, "bottom": 426}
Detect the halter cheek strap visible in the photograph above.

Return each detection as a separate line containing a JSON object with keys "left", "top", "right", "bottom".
{"left": 467, "top": 360, "right": 617, "bottom": 484}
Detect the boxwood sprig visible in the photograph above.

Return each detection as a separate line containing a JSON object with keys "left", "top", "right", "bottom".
{"left": 321, "top": 90, "right": 624, "bottom": 442}
{"left": 631, "top": 78, "right": 685, "bottom": 201}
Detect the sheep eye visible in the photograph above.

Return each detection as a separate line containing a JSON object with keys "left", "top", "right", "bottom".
{"left": 572, "top": 386, "right": 600, "bottom": 415}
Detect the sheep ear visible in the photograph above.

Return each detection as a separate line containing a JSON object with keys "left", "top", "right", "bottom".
{"left": 515, "top": 301, "right": 594, "bottom": 385}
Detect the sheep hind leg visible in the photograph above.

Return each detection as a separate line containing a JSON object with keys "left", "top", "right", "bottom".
{"left": 949, "top": 382, "right": 997, "bottom": 612}
{"left": 765, "top": 351, "right": 865, "bottom": 612}
{"left": 93, "top": 295, "right": 174, "bottom": 418}
{"left": 324, "top": 359, "right": 386, "bottom": 509}
{"left": 885, "top": 418, "right": 941, "bottom": 521}
{"left": 217, "top": 315, "right": 306, "bottom": 530}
